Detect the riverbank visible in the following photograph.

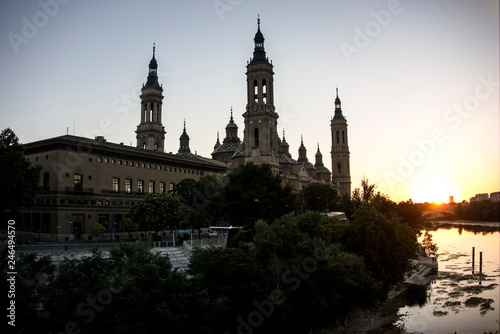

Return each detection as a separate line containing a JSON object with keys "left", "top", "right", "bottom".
{"left": 318, "top": 283, "right": 410, "bottom": 334}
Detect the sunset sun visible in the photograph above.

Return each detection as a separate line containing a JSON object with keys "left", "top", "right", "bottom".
{"left": 411, "top": 175, "right": 461, "bottom": 203}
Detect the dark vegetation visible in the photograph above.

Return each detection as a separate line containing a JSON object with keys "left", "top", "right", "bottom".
{"left": 455, "top": 200, "right": 500, "bottom": 222}
{"left": 2, "top": 162, "right": 425, "bottom": 333}
{"left": 0, "top": 128, "right": 41, "bottom": 222}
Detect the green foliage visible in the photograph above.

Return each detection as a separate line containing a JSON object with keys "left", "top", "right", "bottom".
{"left": 120, "top": 218, "right": 139, "bottom": 239}
{"left": 221, "top": 163, "right": 295, "bottom": 230}
{"left": 178, "top": 175, "right": 223, "bottom": 235}
{"left": 13, "top": 243, "right": 217, "bottom": 334}
{"left": 395, "top": 199, "right": 423, "bottom": 228}
{"left": 300, "top": 183, "right": 341, "bottom": 212}
{"left": 188, "top": 245, "right": 267, "bottom": 332}
{"left": 343, "top": 204, "right": 418, "bottom": 292}
{"left": 90, "top": 222, "right": 107, "bottom": 240}
{"left": 461, "top": 200, "right": 500, "bottom": 222}
{"left": 0, "top": 128, "right": 42, "bottom": 220}
{"left": 1, "top": 243, "right": 55, "bottom": 328}
{"left": 421, "top": 231, "right": 438, "bottom": 257}
{"left": 129, "top": 193, "right": 183, "bottom": 236}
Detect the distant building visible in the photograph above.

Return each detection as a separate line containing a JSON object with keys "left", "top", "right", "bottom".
{"left": 490, "top": 192, "right": 500, "bottom": 202}
{"left": 470, "top": 193, "right": 489, "bottom": 202}
{"left": 449, "top": 195, "right": 454, "bottom": 204}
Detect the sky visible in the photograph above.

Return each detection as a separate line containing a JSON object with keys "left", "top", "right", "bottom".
{"left": 0, "top": 0, "right": 498, "bottom": 203}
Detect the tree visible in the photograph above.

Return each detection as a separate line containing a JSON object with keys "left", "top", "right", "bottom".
{"left": 421, "top": 230, "right": 438, "bottom": 257}
{"left": 178, "top": 175, "right": 223, "bottom": 238}
{"left": 343, "top": 204, "right": 418, "bottom": 293}
{"left": 120, "top": 218, "right": 139, "bottom": 239}
{"left": 36, "top": 243, "right": 217, "bottom": 334}
{"left": 221, "top": 163, "right": 296, "bottom": 231}
{"left": 0, "top": 128, "right": 42, "bottom": 221}
{"left": 395, "top": 199, "right": 422, "bottom": 228}
{"left": 90, "top": 222, "right": 108, "bottom": 240}
{"left": 129, "top": 193, "right": 183, "bottom": 237}
{"left": 300, "top": 183, "right": 340, "bottom": 213}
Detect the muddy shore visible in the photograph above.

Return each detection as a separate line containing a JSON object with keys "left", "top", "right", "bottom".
{"left": 318, "top": 284, "right": 411, "bottom": 334}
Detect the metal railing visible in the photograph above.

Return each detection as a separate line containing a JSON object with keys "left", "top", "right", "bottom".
{"left": 16, "top": 242, "right": 127, "bottom": 254}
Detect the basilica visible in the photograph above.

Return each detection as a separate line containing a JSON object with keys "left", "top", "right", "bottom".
{"left": 21, "top": 19, "right": 351, "bottom": 241}
{"left": 210, "top": 18, "right": 351, "bottom": 193}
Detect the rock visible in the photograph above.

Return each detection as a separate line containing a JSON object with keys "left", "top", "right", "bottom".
{"left": 464, "top": 297, "right": 494, "bottom": 308}
{"left": 444, "top": 301, "right": 461, "bottom": 307}
{"left": 433, "top": 310, "right": 448, "bottom": 316}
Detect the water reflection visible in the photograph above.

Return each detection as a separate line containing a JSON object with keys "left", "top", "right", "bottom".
{"left": 396, "top": 221, "right": 500, "bottom": 334}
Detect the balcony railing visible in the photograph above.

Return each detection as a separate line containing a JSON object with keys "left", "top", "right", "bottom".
{"left": 65, "top": 187, "right": 94, "bottom": 193}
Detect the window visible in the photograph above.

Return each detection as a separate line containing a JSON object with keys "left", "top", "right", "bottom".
{"left": 125, "top": 179, "right": 132, "bottom": 193}
{"left": 43, "top": 172, "right": 50, "bottom": 191}
{"left": 104, "top": 158, "right": 108, "bottom": 163}
{"left": 342, "top": 130, "right": 345, "bottom": 144}
{"left": 137, "top": 180, "right": 144, "bottom": 194}
{"left": 169, "top": 183, "right": 175, "bottom": 192}
{"left": 98, "top": 157, "right": 102, "bottom": 162}
{"left": 337, "top": 163, "right": 341, "bottom": 174}
{"left": 159, "top": 182, "right": 165, "bottom": 194}
{"left": 74, "top": 174, "right": 83, "bottom": 191}
{"left": 149, "top": 181, "right": 155, "bottom": 194}
{"left": 254, "top": 79, "right": 258, "bottom": 103}
{"left": 113, "top": 178, "right": 120, "bottom": 193}
{"left": 254, "top": 128, "right": 259, "bottom": 147}
{"left": 98, "top": 214, "right": 109, "bottom": 229}
{"left": 262, "top": 79, "right": 267, "bottom": 103}
{"left": 336, "top": 131, "right": 340, "bottom": 144}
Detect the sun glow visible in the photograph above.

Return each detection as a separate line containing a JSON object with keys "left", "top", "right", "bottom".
{"left": 411, "top": 175, "right": 461, "bottom": 203}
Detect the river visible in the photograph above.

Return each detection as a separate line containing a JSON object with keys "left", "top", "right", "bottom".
{"left": 396, "top": 220, "right": 500, "bottom": 333}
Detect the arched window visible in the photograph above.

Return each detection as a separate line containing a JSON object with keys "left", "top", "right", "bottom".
{"left": 337, "top": 163, "right": 341, "bottom": 174}
{"left": 336, "top": 131, "right": 340, "bottom": 144}
{"left": 270, "top": 129, "right": 273, "bottom": 147}
{"left": 254, "top": 128, "right": 259, "bottom": 147}
{"left": 253, "top": 80, "right": 258, "bottom": 103}
{"left": 262, "top": 79, "right": 267, "bottom": 103}
{"left": 342, "top": 130, "right": 345, "bottom": 144}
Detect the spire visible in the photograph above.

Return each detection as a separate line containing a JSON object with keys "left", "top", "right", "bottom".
{"left": 178, "top": 119, "right": 190, "bottom": 154}
{"left": 315, "top": 143, "right": 324, "bottom": 167}
{"left": 251, "top": 15, "right": 268, "bottom": 63}
{"left": 214, "top": 131, "right": 221, "bottom": 149}
{"left": 315, "top": 143, "right": 322, "bottom": 157}
{"left": 298, "top": 134, "right": 308, "bottom": 162}
{"left": 145, "top": 44, "right": 160, "bottom": 88}
{"left": 299, "top": 134, "right": 306, "bottom": 151}
{"left": 180, "top": 119, "right": 189, "bottom": 140}
{"left": 333, "top": 86, "right": 345, "bottom": 120}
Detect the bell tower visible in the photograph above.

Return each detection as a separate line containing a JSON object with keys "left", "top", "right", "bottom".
{"left": 242, "top": 17, "right": 279, "bottom": 170}
{"left": 136, "top": 44, "right": 166, "bottom": 151}
{"left": 331, "top": 88, "right": 351, "bottom": 196}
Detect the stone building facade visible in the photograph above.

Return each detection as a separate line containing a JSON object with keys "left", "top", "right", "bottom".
{"left": 212, "top": 19, "right": 351, "bottom": 193}
{"left": 19, "top": 19, "right": 352, "bottom": 241}
{"left": 21, "top": 48, "right": 226, "bottom": 241}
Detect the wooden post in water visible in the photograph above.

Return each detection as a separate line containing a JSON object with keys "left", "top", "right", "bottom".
{"left": 472, "top": 247, "right": 475, "bottom": 274}
{"left": 479, "top": 251, "right": 483, "bottom": 274}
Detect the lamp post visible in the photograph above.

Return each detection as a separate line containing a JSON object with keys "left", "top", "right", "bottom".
{"left": 68, "top": 221, "right": 73, "bottom": 241}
